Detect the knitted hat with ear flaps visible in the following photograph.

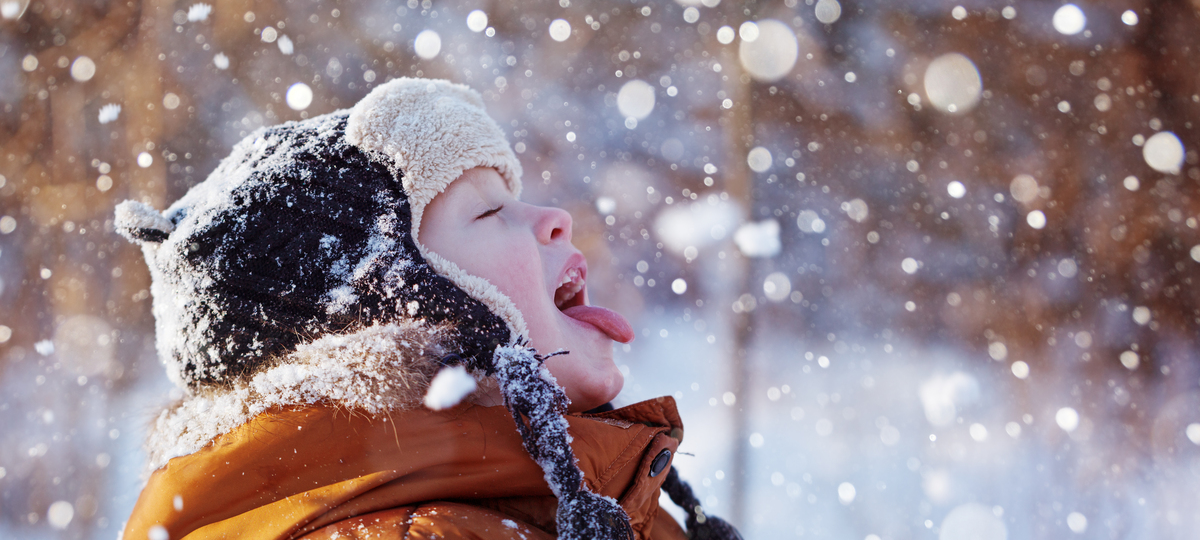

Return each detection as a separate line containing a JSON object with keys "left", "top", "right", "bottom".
{"left": 116, "top": 78, "right": 737, "bottom": 540}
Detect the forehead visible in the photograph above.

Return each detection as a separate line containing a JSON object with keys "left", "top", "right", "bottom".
{"left": 456, "top": 167, "right": 508, "bottom": 189}
{"left": 444, "top": 167, "right": 512, "bottom": 199}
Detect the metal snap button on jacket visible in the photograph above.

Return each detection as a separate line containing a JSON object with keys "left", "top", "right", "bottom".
{"left": 649, "top": 449, "right": 672, "bottom": 477}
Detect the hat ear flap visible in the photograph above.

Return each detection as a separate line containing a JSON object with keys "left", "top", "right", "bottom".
{"left": 114, "top": 200, "right": 175, "bottom": 244}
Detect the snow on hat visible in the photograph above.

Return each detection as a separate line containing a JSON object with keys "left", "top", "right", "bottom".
{"left": 116, "top": 109, "right": 510, "bottom": 388}
{"left": 116, "top": 78, "right": 638, "bottom": 540}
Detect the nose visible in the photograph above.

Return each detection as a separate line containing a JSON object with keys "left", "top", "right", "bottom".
{"left": 533, "top": 205, "right": 573, "bottom": 245}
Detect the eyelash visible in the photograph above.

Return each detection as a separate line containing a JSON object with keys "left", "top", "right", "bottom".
{"left": 476, "top": 205, "right": 503, "bottom": 220}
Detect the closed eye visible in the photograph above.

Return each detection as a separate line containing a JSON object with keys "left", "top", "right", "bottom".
{"left": 475, "top": 204, "right": 503, "bottom": 220}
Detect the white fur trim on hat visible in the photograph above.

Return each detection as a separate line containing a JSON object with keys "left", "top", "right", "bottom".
{"left": 346, "top": 78, "right": 527, "bottom": 341}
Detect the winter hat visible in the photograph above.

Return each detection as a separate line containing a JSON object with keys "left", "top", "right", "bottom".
{"left": 115, "top": 78, "right": 637, "bottom": 539}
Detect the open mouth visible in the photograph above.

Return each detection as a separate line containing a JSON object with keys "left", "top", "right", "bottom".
{"left": 554, "top": 267, "right": 586, "bottom": 310}
{"left": 552, "top": 262, "right": 635, "bottom": 343}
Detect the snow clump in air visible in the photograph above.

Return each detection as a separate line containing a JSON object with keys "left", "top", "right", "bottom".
{"left": 98, "top": 103, "right": 121, "bottom": 124}
{"left": 655, "top": 198, "right": 741, "bottom": 255}
{"left": 277, "top": 35, "right": 294, "bottom": 55}
{"left": 733, "top": 219, "right": 780, "bottom": 258}
{"left": 423, "top": 365, "right": 479, "bottom": 410}
{"left": 187, "top": 3, "right": 212, "bottom": 22}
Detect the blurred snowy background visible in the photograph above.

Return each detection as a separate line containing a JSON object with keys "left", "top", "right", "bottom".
{"left": 2, "top": 0, "right": 1199, "bottom": 538}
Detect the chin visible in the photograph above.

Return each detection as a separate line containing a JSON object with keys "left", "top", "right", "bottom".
{"left": 568, "top": 360, "right": 625, "bottom": 413}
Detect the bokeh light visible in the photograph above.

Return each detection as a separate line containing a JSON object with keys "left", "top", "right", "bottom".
{"left": 738, "top": 19, "right": 798, "bottom": 82}
{"left": 285, "top": 82, "right": 313, "bottom": 110}
{"left": 924, "top": 53, "right": 983, "bottom": 114}
{"left": 414, "top": 29, "right": 441, "bottom": 59}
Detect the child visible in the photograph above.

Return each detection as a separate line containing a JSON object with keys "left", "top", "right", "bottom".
{"left": 115, "top": 78, "right": 740, "bottom": 540}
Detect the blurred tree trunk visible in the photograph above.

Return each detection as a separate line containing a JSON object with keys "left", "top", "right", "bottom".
{"left": 715, "top": 11, "right": 756, "bottom": 526}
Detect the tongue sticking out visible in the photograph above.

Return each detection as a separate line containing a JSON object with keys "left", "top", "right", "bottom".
{"left": 562, "top": 305, "right": 635, "bottom": 343}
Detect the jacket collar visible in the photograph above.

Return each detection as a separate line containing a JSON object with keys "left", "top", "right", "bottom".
{"left": 125, "top": 397, "right": 682, "bottom": 540}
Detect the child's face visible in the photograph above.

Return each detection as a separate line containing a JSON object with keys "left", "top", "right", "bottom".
{"left": 420, "top": 167, "right": 634, "bottom": 412}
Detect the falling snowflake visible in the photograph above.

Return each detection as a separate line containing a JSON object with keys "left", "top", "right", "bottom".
{"left": 423, "top": 365, "right": 477, "bottom": 410}
{"left": 187, "top": 3, "right": 212, "bottom": 22}
{"left": 213, "top": 53, "right": 229, "bottom": 70}
{"left": 35, "top": 339, "right": 55, "bottom": 356}
{"left": 97, "top": 103, "right": 121, "bottom": 124}
{"left": 277, "top": 35, "right": 293, "bottom": 55}
{"left": 733, "top": 219, "right": 781, "bottom": 258}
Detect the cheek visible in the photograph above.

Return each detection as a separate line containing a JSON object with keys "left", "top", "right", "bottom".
{"left": 476, "top": 246, "right": 547, "bottom": 313}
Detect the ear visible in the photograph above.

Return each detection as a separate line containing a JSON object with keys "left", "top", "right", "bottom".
{"left": 114, "top": 200, "right": 175, "bottom": 244}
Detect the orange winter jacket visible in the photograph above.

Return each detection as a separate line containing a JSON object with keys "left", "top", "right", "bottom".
{"left": 123, "top": 397, "right": 689, "bottom": 540}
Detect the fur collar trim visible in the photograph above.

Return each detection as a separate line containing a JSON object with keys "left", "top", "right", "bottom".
{"left": 144, "top": 322, "right": 452, "bottom": 472}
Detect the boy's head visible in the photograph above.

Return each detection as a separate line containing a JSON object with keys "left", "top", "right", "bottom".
{"left": 421, "top": 166, "right": 633, "bottom": 411}
{"left": 116, "top": 77, "right": 644, "bottom": 537}
{"left": 114, "top": 77, "right": 631, "bottom": 410}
